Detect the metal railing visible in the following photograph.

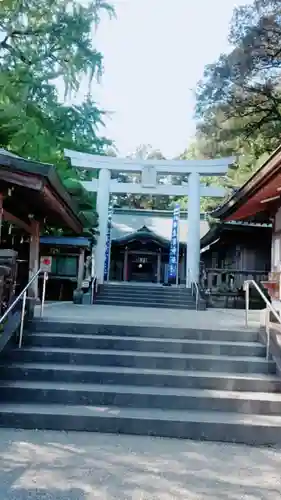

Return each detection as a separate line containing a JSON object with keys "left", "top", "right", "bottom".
{"left": 91, "top": 275, "right": 98, "bottom": 304}
{"left": 191, "top": 281, "right": 199, "bottom": 310}
{"left": 0, "top": 269, "right": 48, "bottom": 349}
{"left": 187, "top": 269, "right": 199, "bottom": 310}
{"left": 244, "top": 279, "right": 281, "bottom": 360}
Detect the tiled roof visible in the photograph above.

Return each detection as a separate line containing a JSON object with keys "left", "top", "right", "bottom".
{"left": 111, "top": 209, "right": 209, "bottom": 244}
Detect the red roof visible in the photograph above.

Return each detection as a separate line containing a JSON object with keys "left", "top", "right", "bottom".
{"left": 213, "top": 145, "right": 281, "bottom": 222}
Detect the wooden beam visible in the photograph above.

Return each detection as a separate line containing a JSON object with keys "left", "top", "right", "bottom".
{"left": 77, "top": 248, "right": 85, "bottom": 288}
{"left": 3, "top": 210, "right": 32, "bottom": 233}
{"left": 28, "top": 219, "right": 40, "bottom": 300}
{"left": 43, "top": 186, "right": 83, "bottom": 234}
{"left": 0, "top": 170, "right": 42, "bottom": 190}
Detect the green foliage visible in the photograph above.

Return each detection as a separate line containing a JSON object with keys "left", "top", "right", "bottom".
{"left": 113, "top": 144, "right": 176, "bottom": 210}
{"left": 0, "top": 0, "right": 115, "bottom": 94}
{"left": 0, "top": 0, "right": 115, "bottom": 236}
{"left": 194, "top": 0, "right": 281, "bottom": 199}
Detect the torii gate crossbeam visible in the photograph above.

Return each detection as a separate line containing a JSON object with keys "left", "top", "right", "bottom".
{"left": 65, "top": 149, "right": 235, "bottom": 286}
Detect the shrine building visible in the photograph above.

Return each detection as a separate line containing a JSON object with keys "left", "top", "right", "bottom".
{"left": 208, "top": 144, "right": 281, "bottom": 307}
{"left": 109, "top": 208, "right": 209, "bottom": 283}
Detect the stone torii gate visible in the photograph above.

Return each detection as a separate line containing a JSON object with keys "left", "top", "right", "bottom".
{"left": 65, "top": 149, "right": 234, "bottom": 286}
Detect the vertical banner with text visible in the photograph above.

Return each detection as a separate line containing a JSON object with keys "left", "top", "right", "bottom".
{"left": 168, "top": 204, "right": 180, "bottom": 282}
{"left": 103, "top": 202, "right": 114, "bottom": 282}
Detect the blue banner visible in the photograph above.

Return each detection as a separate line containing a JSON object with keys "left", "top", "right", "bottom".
{"left": 168, "top": 204, "right": 180, "bottom": 280}
{"left": 103, "top": 203, "right": 114, "bottom": 281}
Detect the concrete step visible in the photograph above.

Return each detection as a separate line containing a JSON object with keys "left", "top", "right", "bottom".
{"left": 97, "top": 285, "right": 203, "bottom": 309}
{"left": 95, "top": 295, "right": 194, "bottom": 304}
{"left": 25, "top": 333, "right": 266, "bottom": 357}
{"left": 1, "top": 363, "right": 279, "bottom": 392}
{"left": 99, "top": 289, "right": 193, "bottom": 298}
{"left": 94, "top": 298, "right": 198, "bottom": 309}
{"left": 8, "top": 347, "right": 276, "bottom": 373}
{"left": 103, "top": 285, "right": 192, "bottom": 294}
{"left": 96, "top": 293, "right": 195, "bottom": 305}
{"left": 2, "top": 380, "right": 281, "bottom": 415}
{"left": 28, "top": 321, "right": 259, "bottom": 342}
{"left": 1, "top": 403, "right": 281, "bottom": 446}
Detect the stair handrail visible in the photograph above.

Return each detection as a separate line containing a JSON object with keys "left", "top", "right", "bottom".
{"left": 91, "top": 275, "right": 98, "bottom": 304}
{"left": 244, "top": 279, "right": 281, "bottom": 360}
{"left": 191, "top": 281, "right": 199, "bottom": 310}
{"left": 187, "top": 269, "right": 199, "bottom": 310}
{"left": 0, "top": 269, "right": 48, "bottom": 349}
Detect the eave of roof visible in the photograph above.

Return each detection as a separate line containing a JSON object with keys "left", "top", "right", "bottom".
{"left": 40, "top": 236, "right": 90, "bottom": 248}
{"left": 200, "top": 221, "right": 272, "bottom": 249}
{"left": 0, "top": 150, "right": 83, "bottom": 233}
{"left": 212, "top": 144, "right": 281, "bottom": 221}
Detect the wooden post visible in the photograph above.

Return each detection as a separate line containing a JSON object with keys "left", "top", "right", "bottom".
{"left": 77, "top": 248, "right": 85, "bottom": 289}
{"left": 180, "top": 254, "right": 185, "bottom": 283}
{"left": 157, "top": 251, "right": 161, "bottom": 283}
{"left": 28, "top": 220, "right": 40, "bottom": 300}
{"left": 123, "top": 247, "right": 128, "bottom": 281}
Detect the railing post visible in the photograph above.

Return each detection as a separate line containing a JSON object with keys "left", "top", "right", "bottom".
{"left": 244, "top": 281, "right": 250, "bottom": 327}
{"left": 195, "top": 287, "right": 199, "bottom": 310}
{"left": 18, "top": 290, "right": 27, "bottom": 349}
{"left": 40, "top": 272, "right": 48, "bottom": 318}
{"left": 265, "top": 306, "right": 270, "bottom": 360}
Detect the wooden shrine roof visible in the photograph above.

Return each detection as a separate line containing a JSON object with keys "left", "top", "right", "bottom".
{"left": 212, "top": 144, "right": 281, "bottom": 223}
{"left": 200, "top": 221, "right": 272, "bottom": 250}
{"left": 0, "top": 150, "right": 83, "bottom": 233}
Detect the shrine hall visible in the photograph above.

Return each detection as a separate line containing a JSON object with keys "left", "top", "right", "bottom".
{"left": 108, "top": 208, "right": 209, "bottom": 283}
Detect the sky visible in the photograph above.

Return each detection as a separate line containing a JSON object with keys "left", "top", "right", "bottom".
{"left": 76, "top": 0, "right": 253, "bottom": 158}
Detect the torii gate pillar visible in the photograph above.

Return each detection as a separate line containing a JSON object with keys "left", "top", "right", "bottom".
{"left": 186, "top": 172, "right": 200, "bottom": 286}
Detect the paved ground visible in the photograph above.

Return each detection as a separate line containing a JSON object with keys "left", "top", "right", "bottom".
{"left": 36, "top": 302, "right": 264, "bottom": 331}
{"left": 27, "top": 304, "right": 276, "bottom": 499}
{"left": 0, "top": 428, "right": 280, "bottom": 499}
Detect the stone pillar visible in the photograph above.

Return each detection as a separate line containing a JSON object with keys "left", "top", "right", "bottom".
{"left": 77, "top": 248, "right": 85, "bottom": 289}
{"left": 157, "top": 251, "right": 161, "bottom": 283}
{"left": 186, "top": 172, "right": 200, "bottom": 286}
{"left": 95, "top": 168, "right": 110, "bottom": 284}
{"left": 123, "top": 247, "right": 128, "bottom": 281}
{"left": 28, "top": 219, "right": 40, "bottom": 299}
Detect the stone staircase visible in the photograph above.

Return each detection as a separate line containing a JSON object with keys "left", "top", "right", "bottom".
{"left": 0, "top": 320, "right": 281, "bottom": 445}
{"left": 95, "top": 283, "right": 203, "bottom": 309}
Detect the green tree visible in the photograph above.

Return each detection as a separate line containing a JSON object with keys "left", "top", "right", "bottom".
{"left": 0, "top": 0, "right": 115, "bottom": 93}
{"left": 0, "top": 0, "right": 115, "bottom": 236}
{"left": 195, "top": 0, "right": 281, "bottom": 190}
